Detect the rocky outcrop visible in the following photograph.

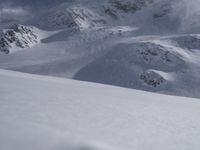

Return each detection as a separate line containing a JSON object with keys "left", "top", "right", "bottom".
{"left": 140, "top": 70, "right": 165, "bottom": 87}
{"left": 135, "top": 42, "right": 172, "bottom": 64}
{"left": 0, "top": 24, "right": 38, "bottom": 54}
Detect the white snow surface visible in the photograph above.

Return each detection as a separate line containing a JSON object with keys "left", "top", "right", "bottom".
{"left": 1, "top": 1, "right": 200, "bottom": 149}
{"left": 0, "top": 69, "right": 200, "bottom": 150}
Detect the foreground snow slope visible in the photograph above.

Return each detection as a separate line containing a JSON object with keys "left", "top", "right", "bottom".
{"left": 0, "top": 69, "right": 200, "bottom": 150}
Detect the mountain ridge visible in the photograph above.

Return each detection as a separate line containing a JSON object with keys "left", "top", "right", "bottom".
{"left": 1, "top": 0, "right": 200, "bottom": 98}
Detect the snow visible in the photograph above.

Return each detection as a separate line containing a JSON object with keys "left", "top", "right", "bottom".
{"left": 1, "top": 26, "right": 200, "bottom": 98}
{"left": 1, "top": 0, "right": 200, "bottom": 99}
{"left": 0, "top": 24, "right": 58, "bottom": 54}
{"left": 74, "top": 35, "right": 200, "bottom": 98}
{"left": 1, "top": 69, "right": 200, "bottom": 150}
{"left": 1, "top": 1, "right": 200, "bottom": 149}
{"left": 148, "top": 69, "right": 176, "bottom": 81}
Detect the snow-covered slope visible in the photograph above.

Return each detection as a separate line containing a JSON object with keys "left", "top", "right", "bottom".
{"left": 1, "top": 25, "right": 200, "bottom": 98}
{"left": 1, "top": 0, "right": 200, "bottom": 98}
{"left": 74, "top": 34, "right": 200, "bottom": 98}
{"left": 0, "top": 23, "right": 136, "bottom": 77}
{"left": 1, "top": 69, "right": 200, "bottom": 150}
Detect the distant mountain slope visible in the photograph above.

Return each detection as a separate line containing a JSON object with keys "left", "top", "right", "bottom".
{"left": 74, "top": 34, "right": 200, "bottom": 98}
{"left": 1, "top": 69, "right": 200, "bottom": 150}
{"left": 30, "top": 0, "right": 155, "bottom": 31}
{"left": 0, "top": 0, "right": 200, "bottom": 98}
{"left": 36, "top": 5, "right": 105, "bottom": 30}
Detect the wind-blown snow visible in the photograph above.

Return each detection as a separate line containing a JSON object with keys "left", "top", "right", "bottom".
{"left": 1, "top": 0, "right": 200, "bottom": 98}
{"left": 0, "top": 69, "right": 200, "bottom": 150}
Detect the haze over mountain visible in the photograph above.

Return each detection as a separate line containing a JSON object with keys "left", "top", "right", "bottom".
{"left": 1, "top": 0, "right": 200, "bottom": 98}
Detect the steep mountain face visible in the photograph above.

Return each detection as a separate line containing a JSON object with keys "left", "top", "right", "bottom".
{"left": 0, "top": 24, "right": 39, "bottom": 54}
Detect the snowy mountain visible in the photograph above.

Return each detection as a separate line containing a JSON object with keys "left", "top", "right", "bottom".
{"left": 1, "top": 69, "right": 200, "bottom": 150}
{"left": 104, "top": 0, "right": 153, "bottom": 18}
{"left": 74, "top": 34, "right": 200, "bottom": 97}
{"left": 0, "top": 0, "right": 200, "bottom": 98}
{"left": 30, "top": 0, "right": 155, "bottom": 31}
{"left": 1, "top": 1, "right": 200, "bottom": 149}
{"left": 36, "top": 5, "right": 105, "bottom": 30}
